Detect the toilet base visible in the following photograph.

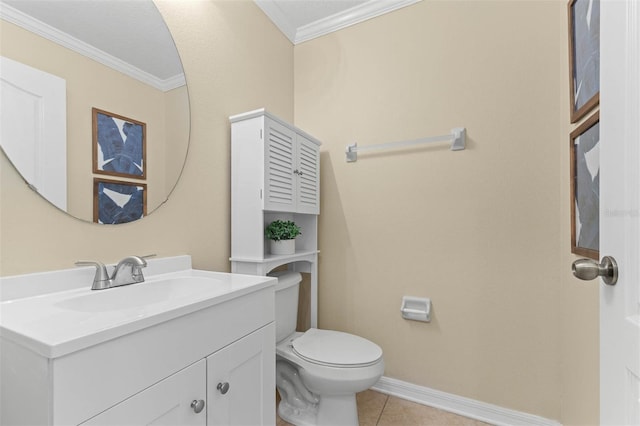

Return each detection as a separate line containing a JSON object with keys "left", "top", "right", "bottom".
{"left": 277, "top": 394, "right": 358, "bottom": 426}
{"left": 278, "top": 399, "right": 317, "bottom": 426}
{"left": 317, "top": 394, "right": 358, "bottom": 426}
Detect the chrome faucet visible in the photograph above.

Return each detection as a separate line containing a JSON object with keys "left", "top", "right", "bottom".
{"left": 112, "top": 256, "right": 148, "bottom": 287}
{"left": 75, "top": 255, "right": 153, "bottom": 290}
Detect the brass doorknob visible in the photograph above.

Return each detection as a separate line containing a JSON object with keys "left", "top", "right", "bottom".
{"left": 572, "top": 256, "right": 618, "bottom": 286}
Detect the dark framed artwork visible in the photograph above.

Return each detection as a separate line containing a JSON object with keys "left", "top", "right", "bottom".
{"left": 568, "top": 0, "right": 600, "bottom": 123}
{"left": 93, "top": 178, "right": 147, "bottom": 224}
{"left": 92, "top": 108, "right": 146, "bottom": 179}
{"left": 570, "top": 111, "right": 599, "bottom": 259}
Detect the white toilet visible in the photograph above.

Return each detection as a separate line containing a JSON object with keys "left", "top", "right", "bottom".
{"left": 272, "top": 271, "right": 384, "bottom": 426}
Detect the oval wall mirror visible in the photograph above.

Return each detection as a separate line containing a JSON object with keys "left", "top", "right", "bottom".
{"left": 0, "top": 0, "right": 190, "bottom": 224}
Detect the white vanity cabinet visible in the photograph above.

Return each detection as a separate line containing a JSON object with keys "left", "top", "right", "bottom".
{"left": 82, "top": 324, "right": 275, "bottom": 426}
{"left": 0, "top": 264, "right": 276, "bottom": 426}
{"left": 230, "top": 109, "right": 321, "bottom": 327}
{"left": 207, "top": 323, "right": 275, "bottom": 426}
{"left": 81, "top": 360, "right": 207, "bottom": 426}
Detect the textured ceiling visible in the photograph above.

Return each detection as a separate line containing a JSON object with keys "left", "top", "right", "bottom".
{"left": 1, "top": 0, "right": 183, "bottom": 81}
{"left": 273, "top": 0, "right": 368, "bottom": 28}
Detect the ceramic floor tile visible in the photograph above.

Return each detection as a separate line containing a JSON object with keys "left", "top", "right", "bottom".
{"left": 276, "top": 414, "right": 293, "bottom": 426}
{"left": 356, "top": 389, "right": 389, "bottom": 426}
{"left": 376, "top": 395, "right": 492, "bottom": 426}
{"left": 276, "top": 390, "right": 490, "bottom": 426}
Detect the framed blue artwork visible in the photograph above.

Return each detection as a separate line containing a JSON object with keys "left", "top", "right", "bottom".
{"left": 570, "top": 111, "right": 599, "bottom": 259}
{"left": 92, "top": 108, "right": 146, "bottom": 179}
{"left": 568, "top": 0, "right": 599, "bottom": 123}
{"left": 93, "top": 178, "right": 147, "bottom": 224}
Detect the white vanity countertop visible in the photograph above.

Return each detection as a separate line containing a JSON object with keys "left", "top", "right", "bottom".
{"left": 0, "top": 256, "right": 276, "bottom": 359}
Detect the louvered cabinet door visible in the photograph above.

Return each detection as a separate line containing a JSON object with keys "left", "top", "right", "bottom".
{"left": 264, "top": 118, "right": 296, "bottom": 212}
{"left": 296, "top": 135, "right": 320, "bottom": 214}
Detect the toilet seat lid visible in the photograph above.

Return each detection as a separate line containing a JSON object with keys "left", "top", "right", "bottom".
{"left": 292, "top": 328, "right": 383, "bottom": 367}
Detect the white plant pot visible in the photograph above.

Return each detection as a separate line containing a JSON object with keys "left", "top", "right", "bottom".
{"left": 270, "top": 239, "right": 295, "bottom": 255}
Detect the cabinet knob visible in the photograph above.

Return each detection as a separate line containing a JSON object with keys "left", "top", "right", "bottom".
{"left": 190, "top": 399, "right": 205, "bottom": 413}
{"left": 217, "top": 382, "right": 230, "bottom": 395}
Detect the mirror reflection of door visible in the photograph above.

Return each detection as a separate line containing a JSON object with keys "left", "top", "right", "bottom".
{"left": 0, "top": 56, "right": 67, "bottom": 211}
{"left": 0, "top": 0, "right": 189, "bottom": 224}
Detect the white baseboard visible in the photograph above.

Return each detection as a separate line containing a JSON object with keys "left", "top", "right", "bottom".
{"left": 372, "top": 376, "right": 562, "bottom": 426}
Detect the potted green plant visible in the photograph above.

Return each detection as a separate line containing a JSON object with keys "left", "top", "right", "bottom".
{"left": 265, "top": 220, "right": 301, "bottom": 255}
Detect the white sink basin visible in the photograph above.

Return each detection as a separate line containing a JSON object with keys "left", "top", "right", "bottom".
{"left": 0, "top": 267, "right": 275, "bottom": 358}
{"left": 55, "top": 276, "right": 229, "bottom": 312}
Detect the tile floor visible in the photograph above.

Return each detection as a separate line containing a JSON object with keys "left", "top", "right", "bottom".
{"left": 276, "top": 390, "right": 492, "bottom": 426}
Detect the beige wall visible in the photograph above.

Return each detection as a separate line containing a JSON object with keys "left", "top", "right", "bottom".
{"left": 294, "top": 0, "right": 597, "bottom": 423}
{"left": 0, "top": 0, "right": 293, "bottom": 273}
{"left": 165, "top": 85, "right": 191, "bottom": 198}
{"left": 0, "top": 0, "right": 599, "bottom": 424}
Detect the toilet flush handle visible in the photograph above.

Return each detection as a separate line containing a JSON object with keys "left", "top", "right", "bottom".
{"left": 217, "top": 382, "right": 230, "bottom": 395}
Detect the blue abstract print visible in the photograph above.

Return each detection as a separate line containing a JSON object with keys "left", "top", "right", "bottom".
{"left": 571, "top": 0, "right": 599, "bottom": 114}
{"left": 96, "top": 112, "right": 144, "bottom": 176}
{"left": 575, "top": 122, "right": 599, "bottom": 252}
{"left": 96, "top": 180, "right": 145, "bottom": 224}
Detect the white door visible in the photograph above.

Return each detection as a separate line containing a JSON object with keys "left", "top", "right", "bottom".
{"left": 207, "top": 324, "right": 275, "bottom": 426}
{"left": 0, "top": 56, "right": 67, "bottom": 211}
{"left": 600, "top": 1, "right": 640, "bottom": 424}
{"left": 81, "top": 360, "right": 207, "bottom": 425}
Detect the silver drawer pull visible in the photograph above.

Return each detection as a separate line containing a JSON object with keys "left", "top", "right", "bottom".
{"left": 217, "top": 382, "right": 230, "bottom": 395}
{"left": 190, "top": 399, "right": 205, "bottom": 413}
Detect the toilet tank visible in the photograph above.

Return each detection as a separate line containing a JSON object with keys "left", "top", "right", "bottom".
{"left": 269, "top": 271, "right": 302, "bottom": 343}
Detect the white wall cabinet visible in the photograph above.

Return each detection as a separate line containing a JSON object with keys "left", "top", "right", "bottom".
{"left": 230, "top": 109, "right": 321, "bottom": 327}
{"left": 264, "top": 117, "right": 320, "bottom": 214}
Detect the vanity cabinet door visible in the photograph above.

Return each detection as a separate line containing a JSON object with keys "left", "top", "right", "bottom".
{"left": 207, "top": 323, "right": 275, "bottom": 426}
{"left": 81, "top": 360, "right": 206, "bottom": 426}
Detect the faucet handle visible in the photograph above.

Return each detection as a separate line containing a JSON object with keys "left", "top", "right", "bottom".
{"left": 75, "top": 260, "right": 111, "bottom": 290}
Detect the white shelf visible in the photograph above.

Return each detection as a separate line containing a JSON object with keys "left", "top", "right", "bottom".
{"left": 230, "top": 250, "right": 319, "bottom": 264}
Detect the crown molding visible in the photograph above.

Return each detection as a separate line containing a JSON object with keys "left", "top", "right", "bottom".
{"left": 255, "top": 0, "right": 421, "bottom": 45}
{"left": 295, "top": 0, "right": 421, "bottom": 44}
{"left": 0, "top": 4, "right": 185, "bottom": 92}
